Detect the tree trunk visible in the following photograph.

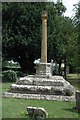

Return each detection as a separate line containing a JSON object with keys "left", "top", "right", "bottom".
{"left": 64, "top": 57, "right": 67, "bottom": 79}
{"left": 58, "top": 59, "right": 62, "bottom": 75}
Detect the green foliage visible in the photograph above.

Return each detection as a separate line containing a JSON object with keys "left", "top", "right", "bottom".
{"left": 2, "top": 2, "right": 46, "bottom": 71}
{"left": 46, "top": 2, "right": 78, "bottom": 74}
{"left": 2, "top": 60, "right": 20, "bottom": 68}
{"left": 2, "top": 60, "right": 9, "bottom": 68}
{"left": 73, "top": 1, "right": 80, "bottom": 72}
{"left": 2, "top": 2, "right": 67, "bottom": 71}
{"left": 2, "top": 2, "right": 79, "bottom": 73}
{"left": 16, "top": 70, "right": 26, "bottom": 77}
{"left": 2, "top": 70, "right": 18, "bottom": 82}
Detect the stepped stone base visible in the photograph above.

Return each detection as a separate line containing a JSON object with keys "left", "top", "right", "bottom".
{"left": 3, "top": 92, "right": 75, "bottom": 101}
{"left": 2, "top": 63, "right": 75, "bottom": 101}
{"left": 2, "top": 75, "right": 75, "bottom": 101}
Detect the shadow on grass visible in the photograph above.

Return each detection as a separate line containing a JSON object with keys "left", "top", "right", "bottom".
{"left": 63, "top": 106, "right": 79, "bottom": 114}
{"left": 62, "top": 107, "right": 80, "bottom": 120}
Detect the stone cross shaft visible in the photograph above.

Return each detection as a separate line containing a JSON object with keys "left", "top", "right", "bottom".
{"left": 41, "top": 11, "right": 48, "bottom": 63}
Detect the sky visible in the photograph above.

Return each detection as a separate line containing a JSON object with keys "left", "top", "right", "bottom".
{"left": 54, "top": 0, "right": 79, "bottom": 18}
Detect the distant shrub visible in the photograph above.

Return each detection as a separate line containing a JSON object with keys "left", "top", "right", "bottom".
{"left": 76, "top": 67, "right": 80, "bottom": 73}
{"left": 16, "top": 71, "right": 29, "bottom": 77}
{"left": 16, "top": 71, "right": 24, "bottom": 77}
{"left": 2, "top": 70, "right": 18, "bottom": 82}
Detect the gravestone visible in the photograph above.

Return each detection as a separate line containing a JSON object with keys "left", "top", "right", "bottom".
{"left": 76, "top": 91, "right": 80, "bottom": 111}
{"left": 3, "top": 11, "right": 75, "bottom": 101}
{"left": 27, "top": 106, "right": 48, "bottom": 119}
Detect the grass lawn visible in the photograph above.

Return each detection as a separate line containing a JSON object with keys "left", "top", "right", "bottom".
{"left": 2, "top": 74, "right": 80, "bottom": 119}
{"left": 2, "top": 98, "right": 78, "bottom": 119}
{"left": 67, "top": 74, "right": 80, "bottom": 80}
{"left": 67, "top": 74, "right": 80, "bottom": 91}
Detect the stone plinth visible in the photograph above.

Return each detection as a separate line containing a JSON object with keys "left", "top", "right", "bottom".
{"left": 36, "top": 63, "right": 51, "bottom": 77}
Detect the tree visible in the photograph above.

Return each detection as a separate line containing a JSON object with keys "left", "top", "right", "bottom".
{"left": 61, "top": 17, "right": 78, "bottom": 76}
{"left": 46, "top": 2, "right": 66, "bottom": 75}
{"left": 73, "top": 1, "right": 80, "bottom": 73}
{"left": 46, "top": 2, "right": 77, "bottom": 76}
{"left": 46, "top": 1, "right": 66, "bottom": 62}
{"left": 2, "top": 2, "right": 78, "bottom": 75}
{"left": 2, "top": 2, "right": 47, "bottom": 71}
{"left": 2, "top": 2, "right": 66, "bottom": 72}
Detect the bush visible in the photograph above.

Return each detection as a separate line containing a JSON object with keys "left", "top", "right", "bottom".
{"left": 16, "top": 71, "right": 25, "bottom": 77}
{"left": 16, "top": 71, "right": 30, "bottom": 77}
{"left": 2, "top": 70, "right": 18, "bottom": 82}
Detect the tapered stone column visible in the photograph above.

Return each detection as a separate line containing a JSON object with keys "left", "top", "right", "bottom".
{"left": 36, "top": 11, "right": 51, "bottom": 77}
{"left": 41, "top": 11, "right": 48, "bottom": 63}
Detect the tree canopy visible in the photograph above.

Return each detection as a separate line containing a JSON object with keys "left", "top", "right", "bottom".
{"left": 2, "top": 2, "right": 78, "bottom": 73}
{"left": 73, "top": 1, "right": 80, "bottom": 72}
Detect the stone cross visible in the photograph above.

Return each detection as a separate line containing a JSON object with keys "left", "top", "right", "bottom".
{"left": 41, "top": 11, "right": 48, "bottom": 63}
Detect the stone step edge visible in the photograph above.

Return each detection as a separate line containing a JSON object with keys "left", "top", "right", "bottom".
{"left": 19, "top": 76, "right": 64, "bottom": 80}
{"left": 11, "top": 84, "right": 65, "bottom": 88}
{"left": 2, "top": 92, "right": 76, "bottom": 102}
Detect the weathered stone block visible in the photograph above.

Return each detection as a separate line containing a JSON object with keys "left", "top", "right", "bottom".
{"left": 17, "top": 76, "right": 33, "bottom": 85}
{"left": 36, "top": 63, "right": 51, "bottom": 76}
{"left": 2, "top": 92, "right": 76, "bottom": 101}
{"left": 17, "top": 76, "right": 65, "bottom": 86}
{"left": 27, "top": 106, "right": 48, "bottom": 119}
{"left": 10, "top": 83, "right": 74, "bottom": 96}
{"left": 62, "top": 85, "right": 75, "bottom": 96}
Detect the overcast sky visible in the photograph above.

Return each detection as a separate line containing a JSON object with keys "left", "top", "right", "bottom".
{"left": 54, "top": 0, "right": 79, "bottom": 18}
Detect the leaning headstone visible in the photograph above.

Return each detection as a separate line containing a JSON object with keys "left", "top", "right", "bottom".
{"left": 76, "top": 91, "right": 80, "bottom": 112}
{"left": 27, "top": 106, "right": 37, "bottom": 117}
{"left": 27, "top": 106, "right": 48, "bottom": 120}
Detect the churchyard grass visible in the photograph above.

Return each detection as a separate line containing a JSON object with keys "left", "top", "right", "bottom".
{"left": 2, "top": 74, "right": 80, "bottom": 119}
{"left": 67, "top": 74, "right": 80, "bottom": 91}
{"left": 2, "top": 97, "right": 78, "bottom": 119}
{"left": 67, "top": 74, "right": 80, "bottom": 80}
